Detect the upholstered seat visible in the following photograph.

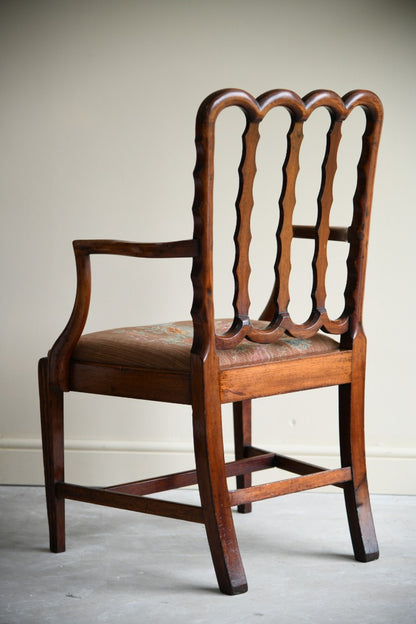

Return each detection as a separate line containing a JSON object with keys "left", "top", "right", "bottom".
{"left": 72, "top": 320, "right": 340, "bottom": 372}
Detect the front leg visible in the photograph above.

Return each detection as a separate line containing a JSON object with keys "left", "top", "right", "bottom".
{"left": 39, "top": 358, "right": 65, "bottom": 553}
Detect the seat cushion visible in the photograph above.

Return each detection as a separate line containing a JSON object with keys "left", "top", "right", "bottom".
{"left": 72, "top": 319, "right": 340, "bottom": 373}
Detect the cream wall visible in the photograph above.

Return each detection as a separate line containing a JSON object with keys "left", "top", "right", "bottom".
{"left": 1, "top": 0, "right": 415, "bottom": 493}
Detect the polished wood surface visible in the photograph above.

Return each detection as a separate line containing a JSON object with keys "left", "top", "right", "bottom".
{"left": 39, "top": 88, "right": 383, "bottom": 594}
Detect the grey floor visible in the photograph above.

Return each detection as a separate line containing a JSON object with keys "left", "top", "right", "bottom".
{"left": 1, "top": 487, "right": 415, "bottom": 624}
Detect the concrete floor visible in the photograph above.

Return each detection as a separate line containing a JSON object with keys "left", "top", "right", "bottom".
{"left": 1, "top": 487, "right": 415, "bottom": 624}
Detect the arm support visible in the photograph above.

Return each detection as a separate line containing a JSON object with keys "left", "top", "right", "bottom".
{"left": 48, "top": 238, "right": 198, "bottom": 390}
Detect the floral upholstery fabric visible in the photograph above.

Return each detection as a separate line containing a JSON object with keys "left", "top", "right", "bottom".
{"left": 72, "top": 319, "right": 340, "bottom": 372}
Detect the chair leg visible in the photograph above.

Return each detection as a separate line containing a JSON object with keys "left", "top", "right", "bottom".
{"left": 233, "top": 400, "right": 252, "bottom": 514}
{"left": 193, "top": 397, "right": 248, "bottom": 594}
{"left": 339, "top": 381, "right": 379, "bottom": 562}
{"left": 38, "top": 358, "right": 65, "bottom": 553}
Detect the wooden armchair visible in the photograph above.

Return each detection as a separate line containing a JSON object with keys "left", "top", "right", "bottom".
{"left": 39, "top": 88, "right": 383, "bottom": 595}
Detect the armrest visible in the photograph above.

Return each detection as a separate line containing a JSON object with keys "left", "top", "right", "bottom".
{"left": 73, "top": 238, "right": 198, "bottom": 258}
{"left": 49, "top": 238, "right": 198, "bottom": 390}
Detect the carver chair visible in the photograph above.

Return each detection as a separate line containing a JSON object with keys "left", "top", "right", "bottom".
{"left": 39, "top": 88, "right": 383, "bottom": 595}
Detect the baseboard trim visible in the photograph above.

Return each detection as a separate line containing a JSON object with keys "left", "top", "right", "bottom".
{"left": 1, "top": 438, "right": 415, "bottom": 494}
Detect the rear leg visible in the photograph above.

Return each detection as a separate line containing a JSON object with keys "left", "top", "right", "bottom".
{"left": 339, "top": 381, "right": 379, "bottom": 562}
{"left": 233, "top": 400, "right": 252, "bottom": 514}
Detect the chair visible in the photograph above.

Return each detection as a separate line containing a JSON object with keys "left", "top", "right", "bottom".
{"left": 38, "top": 88, "right": 383, "bottom": 595}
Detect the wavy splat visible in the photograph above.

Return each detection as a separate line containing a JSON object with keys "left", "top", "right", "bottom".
{"left": 232, "top": 120, "right": 260, "bottom": 321}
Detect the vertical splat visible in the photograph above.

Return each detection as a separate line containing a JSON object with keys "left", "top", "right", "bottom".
{"left": 311, "top": 117, "right": 343, "bottom": 321}
{"left": 232, "top": 118, "right": 260, "bottom": 325}
{"left": 273, "top": 117, "right": 304, "bottom": 322}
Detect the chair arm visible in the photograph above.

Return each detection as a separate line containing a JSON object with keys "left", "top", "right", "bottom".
{"left": 48, "top": 238, "right": 198, "bottom": 390}
{"left": 73, "top": 238, "right": 198, "bottom": 258}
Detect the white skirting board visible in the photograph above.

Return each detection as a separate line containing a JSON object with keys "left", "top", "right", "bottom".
{"left": 0, "top": 438, "right": 414, "bottom": 495}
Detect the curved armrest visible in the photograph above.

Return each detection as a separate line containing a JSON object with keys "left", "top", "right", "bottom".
{"left": 48, "top": 238, "right": 198, "bottom": 390}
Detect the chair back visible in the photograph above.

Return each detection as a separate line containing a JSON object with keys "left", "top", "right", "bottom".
{"left": 190, "top": 89, "right": 383, "bottom": 355}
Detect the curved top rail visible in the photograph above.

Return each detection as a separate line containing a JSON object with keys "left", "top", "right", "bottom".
{"left": 196, "top": 88, "right": 382, "bottom": 128}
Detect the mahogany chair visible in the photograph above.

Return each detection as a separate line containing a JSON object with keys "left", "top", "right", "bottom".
{"left": 39, "top": 88, "right": 383, "bottom": 595}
